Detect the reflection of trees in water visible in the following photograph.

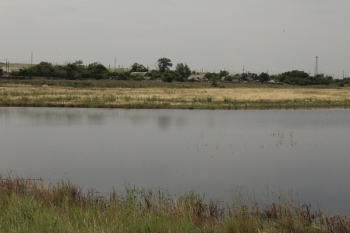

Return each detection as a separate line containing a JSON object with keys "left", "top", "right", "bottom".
{"left": 158, "top": 116, "right": 171, "bottom": 130}
{"left": 1, "top": 108, "right": 89, "bottom": 126}
{"left": 87, "top": 113, "right": 104, "bottom": 125}
{"left": 64, "top": 113, "right": 83, "bottom": 125}
{"left": 158, "top": 116, "right": 189, "bottom": 129}
{"left": 175, "top": 116, "right": 188, "bottom": 128}
{"left": 129, "top": 115, "right": 150, "bottom": 126}
{"left": 0, "top": 108, "right": 10, "bottom": 126}
{"left": 21, "top": 109, "right": 108, "bottom": 126}
{"left": 32, "top": 111, "right": 83, "bottom": 126}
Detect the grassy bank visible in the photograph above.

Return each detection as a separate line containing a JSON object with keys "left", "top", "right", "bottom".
{"left": 1, "top": 79, "right": 350, "bottom": 109}
{"left": 1, "top": 176, "right": 349, "bottom": 232}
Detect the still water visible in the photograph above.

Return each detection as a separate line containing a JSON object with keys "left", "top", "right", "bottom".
{"left": 1, "top": 107, "right": 350, "bottom": 214}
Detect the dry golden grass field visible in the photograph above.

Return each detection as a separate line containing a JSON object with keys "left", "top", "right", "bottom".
{"left": 0, "top": 82, "right": 350, "bottom": 109}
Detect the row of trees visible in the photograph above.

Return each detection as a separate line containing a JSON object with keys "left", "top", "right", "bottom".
{"left": 12, "top": 61, "right": 110, "bottom": 80}
{"left": 7, "top": 58, "right": 338, "bottom": 85}
{"left": 277, "top": 70, "right": 333, "bottom": 85}
{"left": 10, "top": 58, "right": 192, "bottom": 82}
{"left": 221, "top": 70, "right": 333, "bottom": 85}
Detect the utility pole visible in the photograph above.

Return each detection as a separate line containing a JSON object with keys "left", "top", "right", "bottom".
{"left": 242, "top": 66, "right": 245, "bottom": 74}
{"left": 314, "top": 56, "right": 318, "bottom": 76}
{"left": 6, "top": 59, "right": 9, "bottom": 74}
{"left": 114, "top": 57, "right": 116, "bottom": 70}
{"left": 31, "top": 53, "right": 33, "bottom": 67}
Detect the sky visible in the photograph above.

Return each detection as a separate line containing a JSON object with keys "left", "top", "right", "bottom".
{"left": 1, "top": 0, "right": 350, "bottom": 78}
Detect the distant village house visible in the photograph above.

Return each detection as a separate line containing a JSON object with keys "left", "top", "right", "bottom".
{"left": 187, "top": 74, "right": 208, "bottom": 82}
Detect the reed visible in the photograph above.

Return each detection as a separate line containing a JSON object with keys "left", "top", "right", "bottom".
{"left": 1, "top": 175, "right": 349, "bottom": 232}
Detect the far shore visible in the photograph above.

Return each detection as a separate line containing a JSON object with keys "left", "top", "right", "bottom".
{"left": 1, "top": 79, "right": 349, "bottom": 109}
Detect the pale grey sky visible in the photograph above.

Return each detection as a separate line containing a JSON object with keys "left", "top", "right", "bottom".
{"left": 1, "top": 0, "right": 350, "bottom": 78}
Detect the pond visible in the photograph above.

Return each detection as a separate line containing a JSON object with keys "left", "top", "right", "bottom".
{"left": 1, "top": 107, "right": 350, "bottom": 214}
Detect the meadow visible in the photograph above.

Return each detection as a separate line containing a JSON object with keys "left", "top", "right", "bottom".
{"left": 0, "top": 79, "right": 350, "bottom": 109}
{"left": 1, "top": 176, "right": 349, "bottom": 233}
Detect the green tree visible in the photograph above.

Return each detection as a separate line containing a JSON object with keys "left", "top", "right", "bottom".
{"left": 117, "top": 71, "right": 130, "bottom": 80}
{"left": 210, "top": 76, "right": 218, "bottom": 87}
{"left": 86, "top": 62, "right": 108, "bottom": 79}
{"left": 18, "top": 68, "right": 30, "bottom": 77}
{"left": 0, "top": 69, "right": 3, "bottom": 76}
{"left": 224, "top": 76, "right": 233, "bottom": 81}
{"left": 259, "top": 72, "right": 270, "bottom": 83}
{"left": 52, "top": 66, "right": 67, "bottom": 79}
{"left": 74, "top": 60, "right": 84, "bottom": 67}
{"left": 21, "top": 62, "right": 53, "bottom": 77}
{"left": 278, "top": 70, "right": 332, "bottom": 85}
{"left": 219, "top": 70, "right": 229, "bottom": 78}
{"left": 248, "top": 72, "right": 258, "bottom": 80}
{"left": 150, "top": 70, "right": 161, "bottom": 80}
{"left": 157, "top": 58, "right": 172, "bottom": 72}
{"left": 241, "top": 73, "right": 249, "bottom": 81}
{"left": 175, "top": 63, "right": 191, "bottom": 78}
{"left": 130, "top": 63, "right": 148, "bottom": 72}
{"left": 161, "top": 71, "right": 182, "bottom": 82}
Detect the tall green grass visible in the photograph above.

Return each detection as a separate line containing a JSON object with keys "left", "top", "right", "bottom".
{"left": 1, "top": 176, "right": 350, "bottom": 232}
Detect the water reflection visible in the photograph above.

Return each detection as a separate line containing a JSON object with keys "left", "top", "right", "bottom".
{"left": 1, "top": 107, "right": 350, "bottom": 215}
{"left": 87, "top": 113, "right": 104, "bottom": 125}
{"left": 157, "top": 116, "right": 171, "bottom": 130}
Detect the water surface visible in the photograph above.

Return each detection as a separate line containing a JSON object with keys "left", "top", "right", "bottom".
{"left": 1, "top": 107, "right": 349, "bottom": 214}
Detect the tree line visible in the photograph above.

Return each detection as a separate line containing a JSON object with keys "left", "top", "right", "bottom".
{"left": 6, "top": 58, "right": 343, "bottom": 86}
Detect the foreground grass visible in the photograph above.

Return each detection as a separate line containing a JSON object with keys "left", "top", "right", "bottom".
{"left": 1, "top": 79, "right": 350, "bottom": 109}
{"left": 1, "top": 176, "right": 350, "bottom": 232}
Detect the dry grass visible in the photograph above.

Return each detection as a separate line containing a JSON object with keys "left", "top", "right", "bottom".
{"left": 0, "top": 82, "right": 350, "bottom": 109}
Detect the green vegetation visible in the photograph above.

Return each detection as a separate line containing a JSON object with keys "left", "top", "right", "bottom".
{"left": 175, "top": 63, "right": 191, "bottom": 79}
{"left": 1, "top": 176, "right": 349, "bottom": 232}
{"left": 157, "top": 57, "right": 173, "bottom": 72}
{"left": 3, "top": 58, "right": 345, "bottom": 86}
{"left": 334, "top": 77, "right": 350, "bottom": 87}
{"left": 259, "top": 72, "right": 270, "bottom": 83}
{"left": 278, "top": 70, "right": 333, "bottom": 85}
{"left": 130, "top": 63, "right": 148, "bottom": 72}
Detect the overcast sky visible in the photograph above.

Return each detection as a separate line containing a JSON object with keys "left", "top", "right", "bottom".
{"left": 1, "top": 0, "right": 349, "bottom": 77}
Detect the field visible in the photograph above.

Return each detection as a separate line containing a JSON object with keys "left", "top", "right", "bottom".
{"left": 1, "top": 79, "right": 350, "bottom": 109}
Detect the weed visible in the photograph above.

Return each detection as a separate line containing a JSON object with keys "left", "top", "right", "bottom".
{"left": 1, "top": 175, "right": 350, "bottom": 232}
{"left": 224, "top": 96, "right": 232, "bottom": 103}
